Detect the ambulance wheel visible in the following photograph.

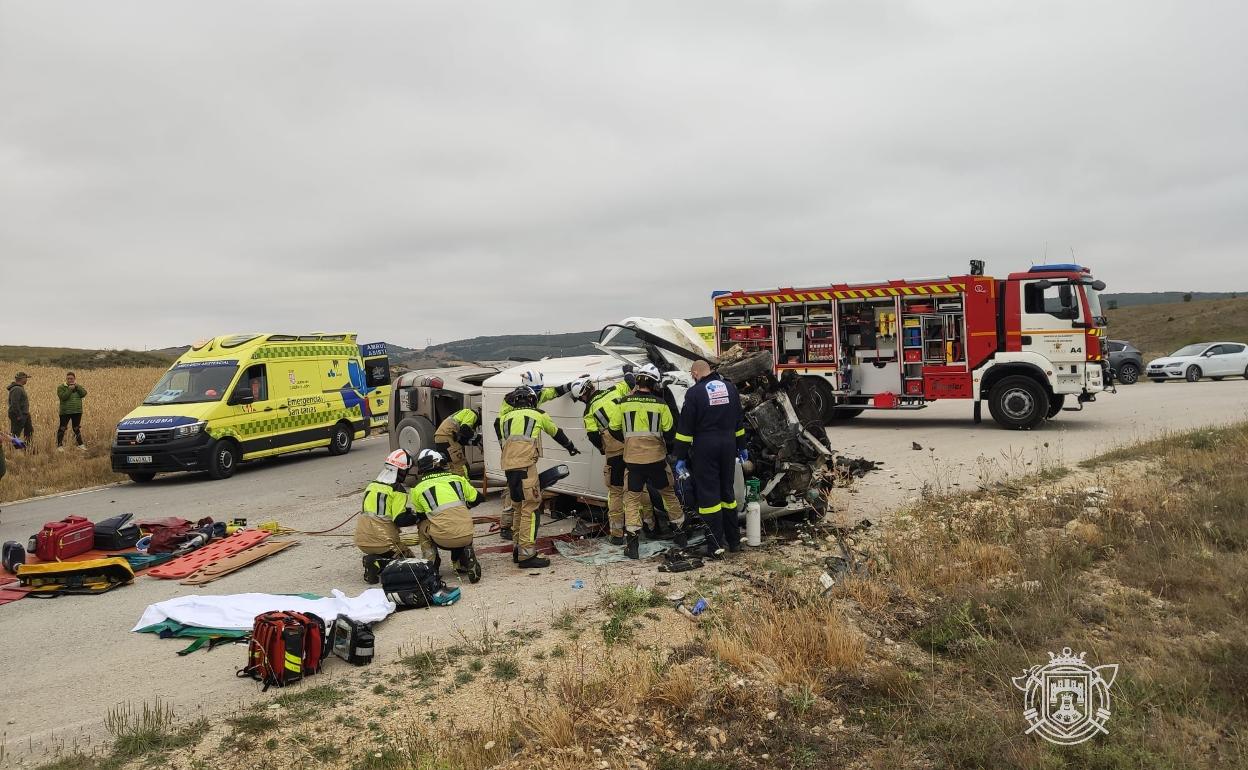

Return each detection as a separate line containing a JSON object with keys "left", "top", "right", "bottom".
{"left": 328, "top": 422, "right": 354, "bottom": 456}
{"left": 987, "top": 376, "right": 1049, "bottom": 430}
{"left": 207, "top": 439, "right": 239, "bottom": 480}
{"left": 128, "top": 472, "right": 155, "bottom": 484}
{"left": 1046, "top": 394, "right": 1066, "bottom": 419}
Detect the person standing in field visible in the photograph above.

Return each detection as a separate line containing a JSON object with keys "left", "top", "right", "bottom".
{"left": 7, "top": 372, "right": 32, "bottom": 447}
{"left": 56, "top": 372, "right": 88, "bottom": 450}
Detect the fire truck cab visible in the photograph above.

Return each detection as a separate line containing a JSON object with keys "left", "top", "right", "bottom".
{"left": 712, "top": 263, "right": 1110, "bottom": 430}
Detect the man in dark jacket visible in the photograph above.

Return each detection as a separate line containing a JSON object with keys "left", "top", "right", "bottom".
{"left": 674, "top": 360, "right": 746, "bottom": 557}
{"left": 56, "top": 371, "right": 87, "bottom": 450}
{"left": 7, "top": 372, "right": 32, "bottom": 446}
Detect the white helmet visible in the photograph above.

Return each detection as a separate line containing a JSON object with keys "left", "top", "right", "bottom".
{"left": 520, "top": 370, "right": 544, "bottom": 390}
{"left": 415, "top": 448, "right": 447, "bottom": 474}
{"left": 635, "top": 363, "right": 662, "bottom": 386}
{"left": 377, "top": 448, "right": 412, "bottom": 483}
{"left": 569, "top": 376, "right": 595, "bottom": 402}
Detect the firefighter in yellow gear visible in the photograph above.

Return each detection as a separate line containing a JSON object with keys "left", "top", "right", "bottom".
{"left": 571, "top": 371, "right": 645, "bottom": 544}
{"left": 494, "top": 370, "right": 573, "bottom": 541}
{"left": 609, "top": 364, "right": 687, "bottom": 559}
{"left": 354, "top": 449, "right": 418, "bottom": 583}
{"left": 434, "top": 407, "right": 481, "bottom": 478}
{"left": 498, "top": 386, "right": 579, "bottom": 568}
{"left": 408, "top": 449, "right": 484, "bottom": 583}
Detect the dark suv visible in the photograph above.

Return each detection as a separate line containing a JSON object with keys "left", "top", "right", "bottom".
{"left": 1106, "top": 340, "right": 1143, "bottom": 384}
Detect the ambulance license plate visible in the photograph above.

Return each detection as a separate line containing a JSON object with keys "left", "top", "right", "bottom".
{"left": 127, "top": 455, "right": 153, "bottom": 464}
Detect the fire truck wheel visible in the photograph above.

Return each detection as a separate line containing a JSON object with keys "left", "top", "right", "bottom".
{"left": 1046, "top": 394, "right": 1066, "bottom": 418}
{"left": 988, "top": 376, "right": 1049, "bottom": 430}
{"left": 1185, "top": 365, "right": 1202, "bottom": 383}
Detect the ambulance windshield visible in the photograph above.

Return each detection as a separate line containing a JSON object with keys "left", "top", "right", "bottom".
{"left": 143, "top": 361, "right": 239, "bottom": 405}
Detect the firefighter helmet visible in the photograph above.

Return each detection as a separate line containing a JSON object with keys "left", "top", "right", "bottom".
{"left": 505, "top": 386, "right": 538, "bottom": 409}
{"left": 634, "top": 363, "right": 662, "bottom": 387}
{"left": 520, "top": 370, "right": 544, "bottom": 390}
{"left": 415, "top": 448, "right": 447, "bottom": 474}
{"left": 569, "top": 376, "right": 596, "bottom": 402}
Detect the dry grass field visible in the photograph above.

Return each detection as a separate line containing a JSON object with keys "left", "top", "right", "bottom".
{"left": 30, "top": 423, "right": 1248, "bottom": 770}
{"left": 1, "top": 361, "right": 166, "bottom": 503}
{"left": 1107, "top": 295, "right": 1248, "bottom": 360}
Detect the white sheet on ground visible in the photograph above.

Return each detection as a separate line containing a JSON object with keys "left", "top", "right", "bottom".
{"left": 132, "top": 589, "right": 396, "bottom": 632}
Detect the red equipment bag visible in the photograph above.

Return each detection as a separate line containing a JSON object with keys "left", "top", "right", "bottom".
{"left": 35, "top": 516, "right": 95, "bottom": 561}
{"left": 237, "top": 611, "right": 327, "bottom": 690}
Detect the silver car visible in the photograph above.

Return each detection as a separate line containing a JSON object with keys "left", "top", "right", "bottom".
{"left": 1146, "top": 342, "right": 1248, "bottom": 382}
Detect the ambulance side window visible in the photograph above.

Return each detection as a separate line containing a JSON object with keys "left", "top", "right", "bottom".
{"left": 244, "top": 364, "right": 268, "bottom": 402}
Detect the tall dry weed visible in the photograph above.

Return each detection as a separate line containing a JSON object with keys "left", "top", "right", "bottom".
{"left": 1, "top": 361, "right": 167, "bottom": 501}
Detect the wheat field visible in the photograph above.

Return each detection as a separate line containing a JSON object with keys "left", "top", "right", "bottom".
{"left": 1, "top": 362, "right": 167, "bottom": 503}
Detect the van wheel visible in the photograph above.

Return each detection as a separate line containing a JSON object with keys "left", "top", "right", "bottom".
{"left": 987, "top": 376, "right": 1050, "bottom": 430}
{"left": 128, "top": 472, "right": 156, "bottom": 484}
{"left": 329, "top": 422, "right": 354, "bottom": 456}
{"left": 207, "top": 439, "right": 239, "bottom": 480}
{"left": 395, "top": 416, "right": 435, "bottom": 457}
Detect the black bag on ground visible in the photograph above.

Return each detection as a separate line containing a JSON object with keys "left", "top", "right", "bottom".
{"left": 94, "top": 513, "right": 141, "bottom": 550}
{"left": 2, "top": 541, "right": 25, "bottom": 573}
{"left": 380, "top": 559, "right": 447, "bottom": 609}
{"left": 330, "top": 616, "right": 375, "bottom": 666}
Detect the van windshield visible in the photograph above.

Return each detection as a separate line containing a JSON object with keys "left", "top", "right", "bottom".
{"left": 143, "top": 361, "right": 239, "bottom": 405}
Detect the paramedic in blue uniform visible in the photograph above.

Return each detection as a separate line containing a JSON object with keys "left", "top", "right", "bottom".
{"left": 674, "top": 359, "right": 747, "bottom": 557}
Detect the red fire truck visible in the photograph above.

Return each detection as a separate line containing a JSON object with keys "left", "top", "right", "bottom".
{"left": 712, "top": 263, "right": 1111, "bottom": 429}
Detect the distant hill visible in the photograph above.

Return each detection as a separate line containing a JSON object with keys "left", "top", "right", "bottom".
{"left": 0, "top": 345, "right": 174, "bottom": 369}
{"left": 412, "top": 316, "right": 715, "bottom": 365}
{"left": 1103, "top": 291, "right": 1240, "bottom": 308}
{"left": 1106, "top": 296, "right": 1248, "bottom": 360}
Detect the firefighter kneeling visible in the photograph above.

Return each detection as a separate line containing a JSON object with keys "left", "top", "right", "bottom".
{"left": 408, "top": 449, "right": 484, "bottom": 583}
{"left": 354, "top": 449, "right": 419, "bottom": 584}
{"left": 498, "top": 386, "right": 580, "bottom": 568}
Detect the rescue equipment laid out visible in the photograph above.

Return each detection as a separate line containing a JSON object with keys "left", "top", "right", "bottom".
{"left": 330, "top": 616, "right": 375, "bottom": 666}
{"left": 16, "top": 557, "right": 135, "bottom": 597}
{"left": 132, "top": 589, "right": 395, "bottom": 632}
{"left": 2, "top": 541, "right": 26, "bottom": 573}
{"left": 237, "top": 610, "right": 328, "bottom": 690}
{"left": 93, "top": 513, "right": 142, "bottom": 551}
{"left": 34, "top": 515, "right": 95, "bottom": 561}
{"left": 380, "top": 559, "right": 460, "bottom": 608}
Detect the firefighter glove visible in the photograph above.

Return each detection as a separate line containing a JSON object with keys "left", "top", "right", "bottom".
{"left": 737, "top": 449, "right": 749, "bottom": 463}
{"left": 675, "top": 460, "right": 690, "bottom": 480}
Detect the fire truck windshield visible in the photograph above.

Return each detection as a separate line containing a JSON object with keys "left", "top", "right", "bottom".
{"left": 1083, "top": 284, "right": 1106, "bottom": 325}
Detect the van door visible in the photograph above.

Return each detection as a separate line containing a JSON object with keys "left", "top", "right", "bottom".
{"left": 220, "top": 362, "right": 277, "bottom": 457}
{"left": 274, "top": 359, "right": 334, "bottom": 451}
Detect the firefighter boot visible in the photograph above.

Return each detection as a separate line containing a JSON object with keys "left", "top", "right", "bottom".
{"left": 672, "top": 523, "right": 688, "bottom": 549}
{"left": 500, "top": 527, "right": 513, "bottom": 542}
{"left": 362, "top": 554, "right": 381, "bottom": 584}
{"left": 609, "top": 535, "right": 625, "bottom": 546}
{"left": 462, "top": 546, "right": 483, "bottom": 584}
{"left": 624, "top": 532, "right": 640, "bottom": 560}
{"left": 518, "top": 554, "right": 551, "bottom": 569}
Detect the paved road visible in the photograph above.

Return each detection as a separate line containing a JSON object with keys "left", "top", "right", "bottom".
{"left": 1, "top": 381, "right": 1245, "bottom": 760}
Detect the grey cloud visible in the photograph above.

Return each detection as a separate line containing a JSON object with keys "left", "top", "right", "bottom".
{"left": 2, "top": 0, "right": 1246, "bottom": 349}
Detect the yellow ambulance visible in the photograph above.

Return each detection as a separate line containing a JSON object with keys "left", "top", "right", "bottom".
{"left": 111, "top": 333, "right": 391, "bottom": 482}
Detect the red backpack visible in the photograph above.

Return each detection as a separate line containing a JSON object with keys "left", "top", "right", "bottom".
{"left": 237, "top": 611, "right": 327, "bottom": 690}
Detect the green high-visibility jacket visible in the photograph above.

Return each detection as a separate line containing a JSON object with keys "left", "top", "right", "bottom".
{"left": 409, "top": 471, "right": 480, "bottom": 516}
{"left": 362, "top": 481, "right": 411, "bottom": 522}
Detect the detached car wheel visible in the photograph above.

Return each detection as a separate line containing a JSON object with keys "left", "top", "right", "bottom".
{"left": 1116, "top": 362, "right": 1140, "bottom": 384}
{"left": 207, "top": 439, "right": 239, "bottom": 480}
{"left": 1185, "top": 365, "right": 1202, "bottom": 383}
{"left": 988, "top": 375, "right": 1050, "bottom": 430}
{"left": 328, "top": 422, "right": 354, "bottom": 456}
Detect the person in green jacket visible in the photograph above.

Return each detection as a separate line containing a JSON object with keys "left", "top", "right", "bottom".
{"left": 56, "top": 372, "right": 87, "bottom": 450}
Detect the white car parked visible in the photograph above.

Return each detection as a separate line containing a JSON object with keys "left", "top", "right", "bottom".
{"left": 1146, "top": 342, "right": 1248, "bottom": 382}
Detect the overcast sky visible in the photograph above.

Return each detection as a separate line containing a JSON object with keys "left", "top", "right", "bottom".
{"left": 2, "top": 1, "right": 1246, "bottom": 350}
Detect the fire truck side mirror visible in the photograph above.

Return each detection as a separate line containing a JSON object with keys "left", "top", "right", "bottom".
{"left": 1091, "top": 280, "right": 1106, "bottom": 291}
{"left": 1033, "top": 279, "right": 1053, "bottom": 291}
